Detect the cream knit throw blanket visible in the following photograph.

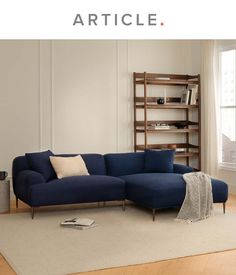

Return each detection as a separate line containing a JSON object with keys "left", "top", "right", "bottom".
{"left": 176, "top": 172, "right": 213, "bottom": 222}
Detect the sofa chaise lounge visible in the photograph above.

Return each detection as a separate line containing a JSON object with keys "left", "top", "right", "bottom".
{"left": 12, "top": 151, "right": 228, "bottom": 220}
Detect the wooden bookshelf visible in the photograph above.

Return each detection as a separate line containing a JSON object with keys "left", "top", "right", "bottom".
{"left": 133, "top": 72, "right": 201, "bottom": 170}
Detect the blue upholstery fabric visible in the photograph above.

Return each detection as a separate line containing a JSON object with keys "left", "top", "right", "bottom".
{"left": 105, "top": 152, "right": 145, "bottom": 177}
{"left": 173, "top": 164, "right": 193, "bottom": 174}
{"left": 12, "top": 156, "right": 30, "bottom": 189}
{"left": 81, "top": 154, "right": 106, "bottom": 175}
{"left": 57, "top": 154, "right": 106, "bottom": 175}
{"left": 14, "top": 170, "right": 46, "bottom": 203}
{"left": 211, "top": 178, "right": 228, "bottom": 203}
{"left": 25, "top": 150, "right": 56, "bottom": 181}
{"left": 29, "top": 176, "right": 125, "bottom": 207}
{"left": 145, "top": 150, "right": 175, "bottom": 173}
{"left": 121, "top": 173, "right": 228, "bottom": 209}
{"left": 121, "top": 173, "right": 185, "bottom": 209}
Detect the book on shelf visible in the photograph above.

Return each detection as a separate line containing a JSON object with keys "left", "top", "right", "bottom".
{"left": 188, "top": 84, "right": 198, "bottom": 105}
{"left": 156, "top": 77, "right": 171, "bottom": 80}
{"left": 60, "top": 217, "right": 97, "bottom": 230}
{"left": 181, "top": 89, "right": 191, "bottom": 105}
{"left": 175, "top": 148, "right": 186, "bottom": 153}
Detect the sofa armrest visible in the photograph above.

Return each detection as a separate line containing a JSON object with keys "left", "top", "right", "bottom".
{"left": 173, "top": 164, "right": 193, "bottom": 174}
{"left": 14, "top": 170, "right": 46, "bottom": 201}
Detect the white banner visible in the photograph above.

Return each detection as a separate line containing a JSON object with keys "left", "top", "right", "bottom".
{"left": 0, "top": 0, "right": 235, "bottom": 38}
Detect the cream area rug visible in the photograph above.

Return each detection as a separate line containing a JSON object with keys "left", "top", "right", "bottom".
{"left": 0, "top": 205, "right": 236, "bottom": 275}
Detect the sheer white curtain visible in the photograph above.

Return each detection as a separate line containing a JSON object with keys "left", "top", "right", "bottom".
{"left": 201, "top": 41, "right": 220, "bottom": 177}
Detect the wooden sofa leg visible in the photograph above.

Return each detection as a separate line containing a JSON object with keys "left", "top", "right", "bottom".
{"left": 223, "top": 202, "right": 226, "bottom": 214}
{"left": 122, "top": 200, "right": 126, "bottom": 211}
{"left": 31, "top": 207, "right": 35, "bottom": 219}
{"left": 16, "top": 197, "right": 19, "bottom": 209}
{"left": 152, "top": 209, "right": 156, "bottom": 221}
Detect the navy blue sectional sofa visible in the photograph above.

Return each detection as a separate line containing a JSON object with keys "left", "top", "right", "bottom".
{"left": 12, "top": 151, "right": 228, "bottom": 220}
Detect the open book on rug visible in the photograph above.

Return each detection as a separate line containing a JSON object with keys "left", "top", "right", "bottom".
{"left": 60, "top": 217, "right": 98, "bottom": 230}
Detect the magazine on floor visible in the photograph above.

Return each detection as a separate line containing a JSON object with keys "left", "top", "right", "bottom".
{"left": 60, "top": 217, "right": 97, "bottom": 230}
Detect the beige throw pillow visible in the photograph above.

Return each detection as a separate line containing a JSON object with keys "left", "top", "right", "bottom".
{"left": 49, "top": 155, "right": 89, "bottom": 179}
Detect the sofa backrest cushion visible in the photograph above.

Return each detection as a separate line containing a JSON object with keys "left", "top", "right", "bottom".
{"left": 105, "top": 152, "right": 145, "bottom": 177}
{"left": 145, "top": 149, "right": 175, "bottom": 173}
{"left": 57, "top": 154, "right": 106, "bottom": 176}
{"left": 25, "top": 150, "right": 56, "bottom": 181}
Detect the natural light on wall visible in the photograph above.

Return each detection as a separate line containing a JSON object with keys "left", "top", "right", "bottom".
{"left": 220, "top": 49, "right": 236, "bottom": 168}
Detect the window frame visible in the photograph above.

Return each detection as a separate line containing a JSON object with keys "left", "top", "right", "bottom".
{"left": 219, "top": 45, "right": 236, "bottom": 171}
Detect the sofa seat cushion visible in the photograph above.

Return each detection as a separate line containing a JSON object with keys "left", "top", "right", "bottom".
{"left": 121, "top": 173, "right": 228, "bottom": 209}
{"left": 29, "top": 175, "right": 126, "bottom": 207}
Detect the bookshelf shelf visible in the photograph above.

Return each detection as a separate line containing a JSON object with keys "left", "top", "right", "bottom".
{"left": 135, "top": 104, "right": 198, "bottom": 109}
{"left": 135, "top": 120, "right": 199, "bottom": 126}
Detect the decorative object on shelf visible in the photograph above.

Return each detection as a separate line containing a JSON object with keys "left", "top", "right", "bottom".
{"left": 166, "top": 97, "right": 182, "bottom": 104}
{"left": 168, "top": 144, "right": 177, "bottom": 150}
{"left": 174, "top": 122, "right": 188, "bottom": 129}
{"left": 163, "top": 87, "right": 167, "bottom": 104}
{"left": 133, "top": 72, "right": 201, "bottom": 170}
{"left": 157, "top": 97, "right": 165, "bottom": 104}
{"left": 0, "top": 171, "right": 8, "bottom": 180}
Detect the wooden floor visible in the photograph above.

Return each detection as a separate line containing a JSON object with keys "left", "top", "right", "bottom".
{"left": 1, "top": 197, "right": 236, "bottom": 275}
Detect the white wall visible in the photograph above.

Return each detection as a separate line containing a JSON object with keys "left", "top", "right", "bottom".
{"left": 52, "top": 41, "right": 118, "bottom": 153}
{"left": 0, "top": 41, "right": 40, "bottom": 174}
{"left": 0, "top": 40, "right": 201, "bottom": 175}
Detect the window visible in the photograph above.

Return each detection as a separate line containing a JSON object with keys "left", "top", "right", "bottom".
{"left": 220, "top": 49, "right": 236, "bottom": 169}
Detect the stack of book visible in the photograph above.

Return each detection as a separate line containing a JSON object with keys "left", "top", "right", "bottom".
{"left": 148, "top": 123, "right": 171, "bottom": 130}
{"left": 181, "top": 84, "right": 198, "bottom": 105}
{"left": 60, "top": 217, "right": 97, "bottom": 230}
{"left": 155, "top": 123, "right": 171, "bottom": 130}
{"left": 188, "top": 84, "right": 198, "bottom": 105}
